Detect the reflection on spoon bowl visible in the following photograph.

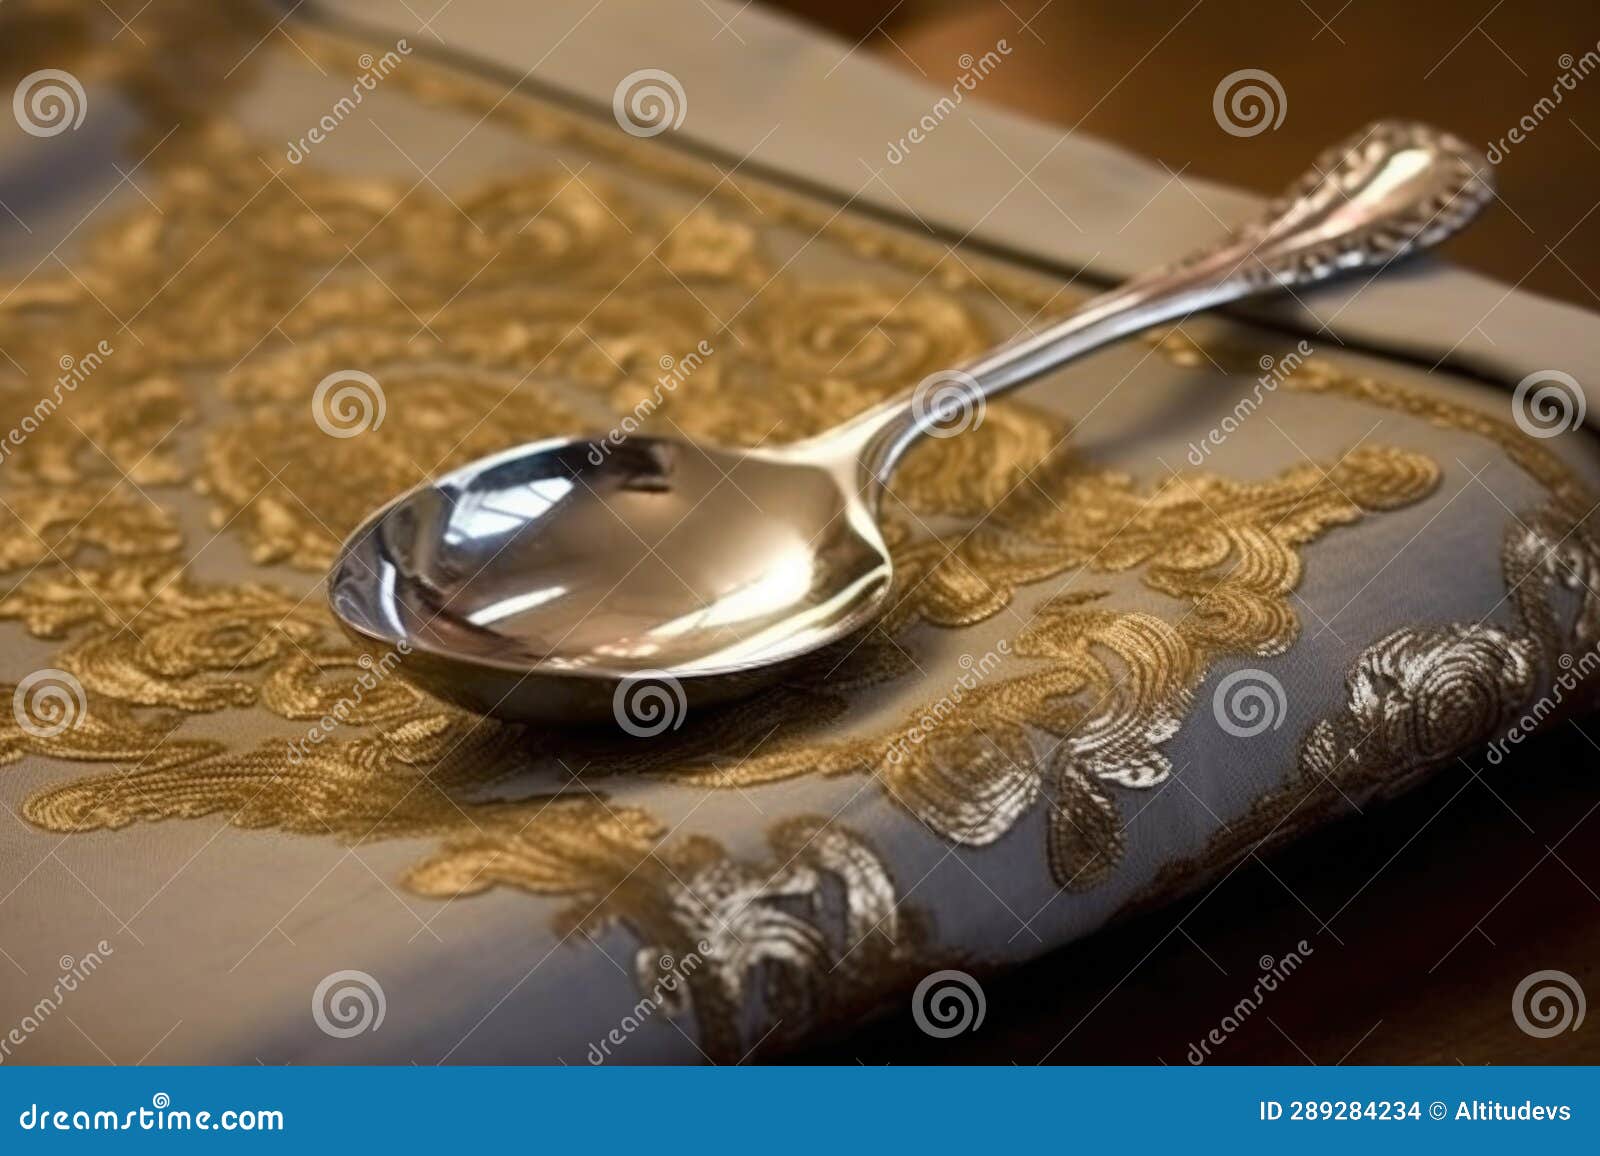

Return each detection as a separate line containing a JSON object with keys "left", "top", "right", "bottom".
{"left": 328, "top": 434, "right": 893, "bottom": 722}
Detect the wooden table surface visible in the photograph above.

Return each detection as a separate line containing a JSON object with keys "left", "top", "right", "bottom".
{"left": 762, "top": 0, "right": 1600, "bottom": 1064}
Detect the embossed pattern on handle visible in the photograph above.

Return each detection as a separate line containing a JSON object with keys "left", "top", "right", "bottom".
{"left": 1179, "top": 120, "right": 1495, "bottom": 289}
{"left": 830, "top": 120, "right": 1494, "bottom": 497}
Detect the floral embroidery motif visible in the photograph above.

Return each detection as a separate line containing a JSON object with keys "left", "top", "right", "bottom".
{"left": 409, "top": 811, "right": 935, "bottom": 1060}
{"left": 671, "top": 449, "right": 1440, "bottom": 889}
{"left": 1129, "top": 491, "right": 1600, "bottom": 911}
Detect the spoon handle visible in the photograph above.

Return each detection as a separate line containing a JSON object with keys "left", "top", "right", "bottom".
{"left": 831, "top": 120, "right": 1493, "bottom": 494}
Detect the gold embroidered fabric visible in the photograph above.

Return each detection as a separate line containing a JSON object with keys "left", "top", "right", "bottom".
{"left": 2, "top": 0, "right": 1598, "bottom": 1062}
{"left": 408, "top": 811, "right": 934, "bottom": 1059}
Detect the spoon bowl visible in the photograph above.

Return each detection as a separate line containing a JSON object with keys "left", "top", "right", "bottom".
{"left": 329, "top": 432, "right": 892, "bottom": 721}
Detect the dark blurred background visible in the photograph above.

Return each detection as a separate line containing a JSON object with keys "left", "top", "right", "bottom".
{"left": 760, "top": 0, "right": 1600, "bottom": 1065}
{"left": 766, "top": 0, "right": 1599, "bottom": 308}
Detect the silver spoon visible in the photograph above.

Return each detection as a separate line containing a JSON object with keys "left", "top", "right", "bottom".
{"left": 329, "top": 121, "right": 1491, "bottom": 726}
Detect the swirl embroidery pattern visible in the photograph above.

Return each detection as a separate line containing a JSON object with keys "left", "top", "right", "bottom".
{"left": 1125, "top": 351, "right": 1600, "bottom": 911}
